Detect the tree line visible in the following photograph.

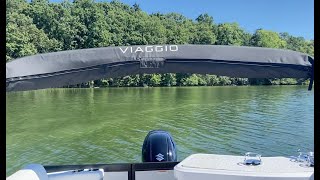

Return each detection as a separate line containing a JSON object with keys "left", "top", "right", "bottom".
{"left": 6, "top": 0, "right": 314, "bottom": 87}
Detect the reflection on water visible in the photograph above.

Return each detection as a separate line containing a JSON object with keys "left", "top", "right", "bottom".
{"left": 6, "top": 86, "right": 314, "bottom": 176}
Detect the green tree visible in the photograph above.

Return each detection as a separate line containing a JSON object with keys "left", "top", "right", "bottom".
{"left": 181, "top": 74, "right": 199, "bottom": 86}
{"left": 192, "top": 13, "right": 216, "bottom": 44}
{"left": 218, "top": 76, "right": 232, "bottom": 86}
{"left": 280, "top": 32, "right": 314, "bottom": 56}
{"left": 216, "top": 23, "right": 247, "bottom": 46}
{"left": 162, "top": 13, "right": 192, "bottom": 44}
{"left": 161, "top": 73, "right": 177, "bottom": 86}
{"left": 6, "top": 12, "right": 60, "bottom": 61}
{"left": 149, "top": 74, "right": 162, "bottom": 86}
{"left": 250, "top": 29, "right": 286, "bottom": 48}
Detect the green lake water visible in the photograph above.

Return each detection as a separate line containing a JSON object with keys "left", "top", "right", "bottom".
{"left": 6, "top": 86, "right": 314, "bottom": 176}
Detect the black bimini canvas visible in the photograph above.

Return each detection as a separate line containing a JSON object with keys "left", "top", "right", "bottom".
{"left": 6, "top": 45, "right": 314, "bottom": 92}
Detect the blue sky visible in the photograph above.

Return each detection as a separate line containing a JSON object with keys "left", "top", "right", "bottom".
{"left": 51, "top": 0, "right": 314, "bottom": 40}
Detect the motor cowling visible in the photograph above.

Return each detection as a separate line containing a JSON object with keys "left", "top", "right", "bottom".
{"left": 142, "top": 130, "right": 177, "bottom": 162}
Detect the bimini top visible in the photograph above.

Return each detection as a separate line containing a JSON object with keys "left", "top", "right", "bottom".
{"left": 6, "top": 45, "right": 314, "bottom": 92}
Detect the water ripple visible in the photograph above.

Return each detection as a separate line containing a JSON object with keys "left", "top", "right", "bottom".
{"left": 6, "top": 86, "right": 314, "bottom": 176}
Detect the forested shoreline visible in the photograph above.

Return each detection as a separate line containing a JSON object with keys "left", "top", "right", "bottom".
{"left": 6, "top": 0, "right": 314, "bottom": 87}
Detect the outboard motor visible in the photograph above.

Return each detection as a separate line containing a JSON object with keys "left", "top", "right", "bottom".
{"left": 142, "top": 130, "right": 177, "bottom": 162}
